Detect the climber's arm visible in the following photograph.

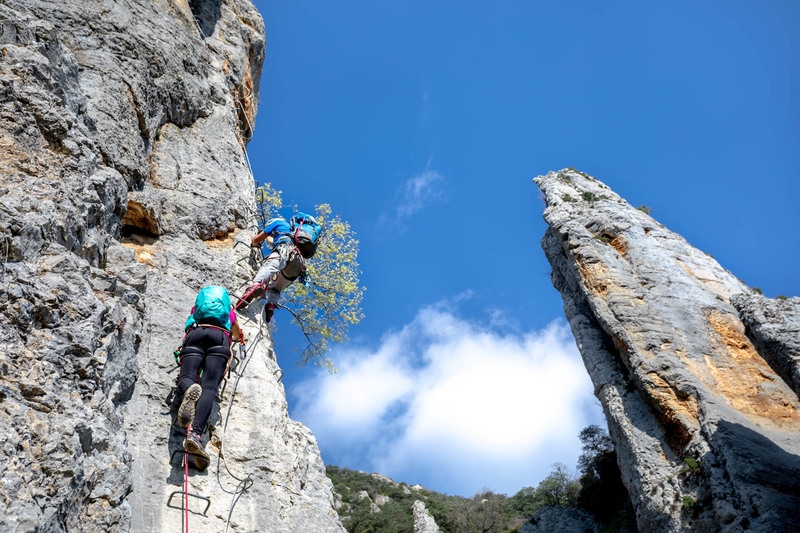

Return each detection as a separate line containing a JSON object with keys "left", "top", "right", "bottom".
{"left": 251, "top": 230, "right": 268, "bottom": 247}
{"left": 231, "top": 321, "right": 244, "bottom": 343}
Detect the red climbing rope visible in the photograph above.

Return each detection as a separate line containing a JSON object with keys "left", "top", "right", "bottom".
{"left": 184, "top": 425, "right": 190, "bottom": 533}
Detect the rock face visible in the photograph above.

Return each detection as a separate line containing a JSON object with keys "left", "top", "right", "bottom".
{"left": 535, "top": 169, "right": 800, "bottom": 532}
{"left": 412, "top": 500, "right": 441, "bottom": 533}
{"left": 519, "top": 505, "right": 601, "bottom": 533}
{"left": 0, "top": 1, "right": 344, "bottom": 531}
{"left": 731, "top": 293, "right": 800, "bottom": 399}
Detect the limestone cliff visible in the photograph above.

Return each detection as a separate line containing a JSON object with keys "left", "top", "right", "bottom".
{"left": 535, "top": 170, "right": 800, "bottom": 532}
{"left": 0, "top": 1, "right": 345, "bottom": 531}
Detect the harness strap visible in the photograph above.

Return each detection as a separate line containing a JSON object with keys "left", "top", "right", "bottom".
{"left": 293, "top": 220, "right": 304, "bottom": 248}
{"left": 193, "top": 323, "right": 230, "bottom": 333}
{"left": 182, "top": 323, "right": 233, "bottom": 346}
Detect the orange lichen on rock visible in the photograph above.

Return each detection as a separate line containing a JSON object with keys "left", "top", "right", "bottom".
{"left": 121, "top": 242, "right": 156, "bottom": 266}
{"left": 705, "top": 310, "right": 800, "bottom": 428}
{"left": 609, "top": 234, "right": 628, "bottom": 257}
{"left": 204, "top": 232, "right": 235, "bottom": 249}
{"left": 576, "top": 255, "right": 611, "bottom": 297}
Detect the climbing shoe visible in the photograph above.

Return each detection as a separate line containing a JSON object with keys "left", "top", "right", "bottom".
{"left": 177, "top": 383, "right": 201, "bottom": 428}
{"left": 183, "top": 431, "right": 210, "bottom": 471}
{"left": 234, "top": 284, "right": 266, "bottom": 312}
{"left": 264, "top": 303, "right": 275, "bottom": 323}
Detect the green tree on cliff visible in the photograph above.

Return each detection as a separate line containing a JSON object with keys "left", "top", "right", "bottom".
{"left": 254, "top": 184, "right": 364, "bottom": 370}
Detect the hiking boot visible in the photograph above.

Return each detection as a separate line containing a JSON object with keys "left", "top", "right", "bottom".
{"left": 183, "top": 431, "right": 210, "bottom": 471}
{"left": 177, "top": 383, "right": 201, "bottom": 428}
{"left": 264, "top": 303, "right": 275, "bottom": 323}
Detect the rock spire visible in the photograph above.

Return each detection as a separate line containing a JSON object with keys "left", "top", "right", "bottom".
{"left": 535, "top": 169, "right": 800, "bottom": 532}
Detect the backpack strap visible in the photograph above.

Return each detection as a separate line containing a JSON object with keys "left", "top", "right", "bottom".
{"left": 293, "top": 220, "right": 304, "bottom": 248}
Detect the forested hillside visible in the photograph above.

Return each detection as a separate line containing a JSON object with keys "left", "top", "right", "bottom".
{"left": 326, "top": 426, "right": 636, "bottom": 533}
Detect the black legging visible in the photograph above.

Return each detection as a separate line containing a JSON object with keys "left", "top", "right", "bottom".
{"left": 177, "top": 326, "right": 231, "bottom": 435}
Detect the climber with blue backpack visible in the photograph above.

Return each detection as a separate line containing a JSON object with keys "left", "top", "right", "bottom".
{"left": 234, "top": 212, "right": 322, "bottom": 322}
{"left": 176, "top": 285, "right": 243, "bottom": 470}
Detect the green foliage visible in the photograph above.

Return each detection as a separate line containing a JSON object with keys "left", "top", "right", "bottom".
{"left": 538, "top": 464, "right": 580, "bottom": 507}
{"left": 326, "top": 467, "right": 523, "bottom": 533}
{"left": 561, "top": 193, "right": 575, "bottom": 203}
{"left": 575, "top": 425, "right": 634, "bottom": 529}
{"left": 327, "top": 425, "right": 637, "bottom": 533}
{"left": 752, "top": 287, "right": 763, "bottom": 295}
{"left": 450, "top": 490, "right": 516, "bottom": 533}
{"left": 577, "top": 425, "right": 614, "bottom": 476}
{"left": 254, "top": 185, "right": 364, "bottom": 370}
{"left": 509, "top": 463, "right": 579, "bottom": 519}
{"left": 777, "top": 295, "right": 788, "bottom": 301}
{"left": 326, "top": 424, "right": 635, "bottom": 533}
{"left": 680, "top": 457, "right": 700, "bottom": 476}
{"left": 508, "top": 486, "right": 539, "bottom": 517}
{"left": 348, "top": 499, "right": 413, "bottom": 533}
{"left": 636, "top": 205, "right": 652, "bottom": 214}
{"left": 582, "top": 191, "right": 597, "bottom": 202}
{"left": 254, "top": 183, "right": 283, "bottom": 220}
{"left": 566, "top": 167, "right": 594, "bottom": 180}
{"left": 682, "top": 495, "right": 696, "bottom": 512}
{"left": 326, "top": 466, "right": 453, "bottom": 533}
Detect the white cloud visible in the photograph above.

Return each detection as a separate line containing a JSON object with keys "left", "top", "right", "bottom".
{"left": 381, "top": 167, "right": 446, "bottom": 231}
{"left": 288, "top": 305, "right": 604, "bottom": 497}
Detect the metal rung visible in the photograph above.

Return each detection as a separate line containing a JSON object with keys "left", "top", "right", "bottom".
{"left": 167, "top": 490, "right": 211, "bottom": 516}
{"left": 229, "top": 355, "right": 241, "bottom": 376}
{"left": 217, "top": 378, "right": 227, "bottom": 401}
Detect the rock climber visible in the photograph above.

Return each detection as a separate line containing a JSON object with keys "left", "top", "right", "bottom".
{"left": 234, "top": 213, "right": 321, "bottom": 322}
{"left": 176, "top": 285, "right": 243, "bottom": 470}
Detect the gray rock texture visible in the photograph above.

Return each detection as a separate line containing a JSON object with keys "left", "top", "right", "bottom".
{"left": 535, "top": 169, "right": 800, "bottom": 533}
{"left": 412, "top": 499, "right": 441, "bottom": 533}
{"left": 519, "top": 505, "right": 601, "bottom": 533}
{"left": 0, "top": 0, "right": 344, "bottom": 531}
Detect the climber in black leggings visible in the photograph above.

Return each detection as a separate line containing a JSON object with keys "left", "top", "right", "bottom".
{"left": 175, "top": 285, "right": 243, "bottom": 470}
{"left": 177, "top": 326, "right": 229, "bottom": 421}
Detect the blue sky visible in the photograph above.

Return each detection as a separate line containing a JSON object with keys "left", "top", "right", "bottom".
{"left": 246, "top": 0, "right": 799, "bottom": 497}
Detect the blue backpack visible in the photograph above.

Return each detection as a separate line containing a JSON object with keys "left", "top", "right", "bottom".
{"left": 289, "top": 212, "right": 322, "bottom": 259}
{"left": 185, "top": 286, "right": 232, "bottom": 331}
